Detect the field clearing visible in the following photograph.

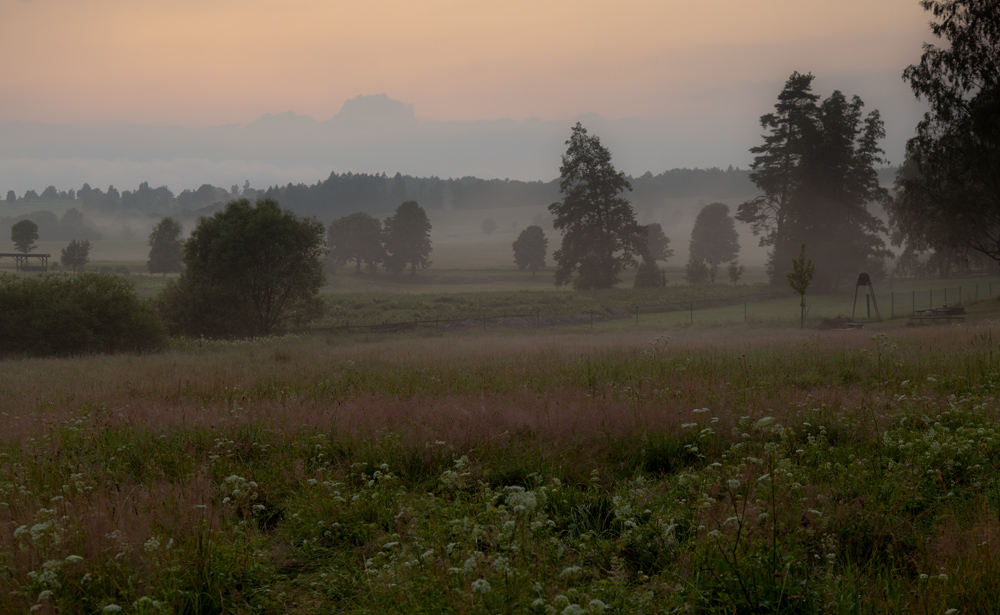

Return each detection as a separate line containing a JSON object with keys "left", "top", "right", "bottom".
{"left": 3, "top": 308, "right": 1000, "bottom": 611}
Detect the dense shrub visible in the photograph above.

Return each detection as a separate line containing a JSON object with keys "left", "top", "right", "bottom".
{"left": 156, "top": 198, "right": 326, "bottom": 339}
{"left": 0, "top": 273, "right": 168, "bottom": 357}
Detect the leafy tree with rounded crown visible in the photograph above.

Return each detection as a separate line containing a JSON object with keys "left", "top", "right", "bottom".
{"left": 5, "top": 190, "right": 14, "bottom": 203}
{"left": 549, "top": 123, "right": 644, "bottom": 289}
{"left": 328, "top": 212, "right": 385, "bottom": 274}
{"left": 60, "top": 239, "right": 91, "bottom": 273}
{"left": 11, "top": 219, "right": 39, "bottom": 253}
{"left": 890, "top": 0, "right": 1000, "bottom": 265}
{"left": 383, "top": 201, "right": 432, "bottom": 275}
{"left": 147, "top": 217, "right": 184, "bottom": 276}
{"left": 512, "top": 225, "right": 547, "bottom": 275}
{"left": 156, "top": 198, "right": 326, "bottom": 338}
{"left": 689, "top": 202, "right": 740, "bottom": 282}
{"left": 481, "top": 218, "right": 497, "bottom": 236}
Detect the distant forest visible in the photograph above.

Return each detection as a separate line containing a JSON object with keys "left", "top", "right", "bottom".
{"left": 1, "top": 166, "right": 896, "bottom": 238}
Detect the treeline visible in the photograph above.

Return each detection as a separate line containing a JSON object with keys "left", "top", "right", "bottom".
{"left": 0, "top": 208, "right": 104, "bottom": 241}
{"left": 2, "top": 167, "right": 777, "bottom": 222}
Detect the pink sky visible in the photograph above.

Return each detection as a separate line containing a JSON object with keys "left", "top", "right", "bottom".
{"left": 0, "top": 0, "right": 931, "bottom": 126}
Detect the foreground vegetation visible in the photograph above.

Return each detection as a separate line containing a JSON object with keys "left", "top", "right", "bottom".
{"left": 2, "top": 317, "right": 1000, "bottom": 613}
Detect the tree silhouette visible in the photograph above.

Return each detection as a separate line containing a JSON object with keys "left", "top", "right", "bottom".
{"left": 512, "top": 225, "right": 547, "bottom": 275}
{"left": 688, "top": 202, "right": 739, "bottom": 282}
{"left": 11, "top": 220, "right": 39, "bottom": 253}
{"left": 383, "top": 201, "right": 432, "bottom": 275}
{"left": 549, "top": 123, "right": 643, "bottom": 289}
{"left": 328, "top": 212, "right": 385, "bottom": 273}
{"left": 147, "top": 217, "right": 183, "bottom": 275}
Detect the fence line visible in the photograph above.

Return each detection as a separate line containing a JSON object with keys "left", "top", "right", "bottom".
{"left": 302, "top": 280, "right": 1000, "bottom": 335}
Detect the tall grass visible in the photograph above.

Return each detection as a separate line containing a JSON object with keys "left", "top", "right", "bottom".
{"left": 1, "top": 322, "right": 1000, "bottom": 612}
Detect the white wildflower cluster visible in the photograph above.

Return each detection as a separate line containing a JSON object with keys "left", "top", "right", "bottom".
{"left": 218, "top": 474, "right": 264, "bottom": 517}
{"left": 439, "top": 455, "right": 471, "bottom": 488}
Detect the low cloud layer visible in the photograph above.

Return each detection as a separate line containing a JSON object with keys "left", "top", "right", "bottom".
{"left": 0, "top": 92, "right": 924, "bottom": 195}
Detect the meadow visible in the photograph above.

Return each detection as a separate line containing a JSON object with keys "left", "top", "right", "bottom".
{"left": 3, "top": 306, "right": 1000, "bottom": 613}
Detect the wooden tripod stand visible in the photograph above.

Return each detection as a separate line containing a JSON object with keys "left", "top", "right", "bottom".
{"left": 851, "top": 272, "right": 882, "bottom": 321}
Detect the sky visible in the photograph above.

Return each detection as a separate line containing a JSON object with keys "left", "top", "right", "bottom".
{"left": 0, "top": 0, "right": 934, "bottom": 192}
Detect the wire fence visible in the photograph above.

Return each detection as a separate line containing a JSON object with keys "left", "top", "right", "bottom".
{"left": 302, "top": 278, "right": 1000, "bottom": 335}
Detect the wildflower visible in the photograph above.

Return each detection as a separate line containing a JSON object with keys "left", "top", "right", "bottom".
{"left": 559, "top": 566, "right": 582, "bottom": 577}
{"left": 102, "top": 606, "right": 123, "bottom": 613}
{"left": 562, "top": 606, "right": 586, "bottom": 615}
{"left": 471, "top": 579, "right": 491, "bottom": 594}
{"left": 588, "top": 599, "right": 608, "bottom": 611}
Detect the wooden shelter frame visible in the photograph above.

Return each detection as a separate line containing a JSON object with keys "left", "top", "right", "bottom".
{"left": 0, "top": 253, "right": 51, "bottom": 272}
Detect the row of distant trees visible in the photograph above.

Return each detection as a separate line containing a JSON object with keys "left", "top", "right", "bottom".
{"left": 326, "top": 202, "right": 432, "bottom": 275}
{"left": 2, "top": 166, "right": 765, "bottom": 220}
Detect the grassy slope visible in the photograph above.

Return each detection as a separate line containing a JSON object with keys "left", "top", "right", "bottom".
{"left": 2, "top": 308, "right": 1000, "bottom": 611}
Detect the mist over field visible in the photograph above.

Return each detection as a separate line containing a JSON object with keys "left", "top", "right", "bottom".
{"left": 0, "top": 90, "right": 924, "bottom": 195}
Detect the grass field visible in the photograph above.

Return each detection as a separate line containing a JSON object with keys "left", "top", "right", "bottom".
{"left": 3, "top": 294, "right": 1000, "bottom": 612}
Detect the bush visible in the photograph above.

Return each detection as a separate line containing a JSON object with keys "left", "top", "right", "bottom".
{"left": 633, "top": 258, "right": 665, "bottom": 288}
{"left": 0, "top": 273, "right": 168, "bottom": 357}
{"left": 684, "top": 256, "right": 710, "bottom": 284}
{"left": 156, "top": 198, "right": 326, "bottom": 338}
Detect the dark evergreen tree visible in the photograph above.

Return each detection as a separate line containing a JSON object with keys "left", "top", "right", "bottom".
{"left": 739, "top": 73, "right": 890, "bottom": 290}
{"left": 736, "top": 72, "right": 819, "bottom": 249}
